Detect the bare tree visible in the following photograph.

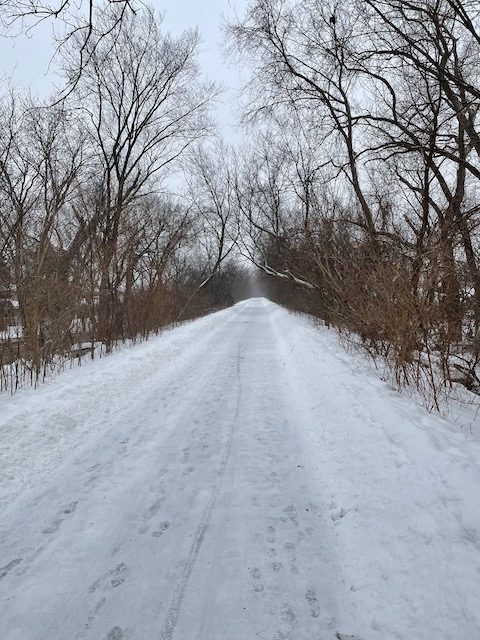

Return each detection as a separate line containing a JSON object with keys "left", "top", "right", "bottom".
{"left": 0, "top": 0, "right": 143, "bottom": 93}
{"left": 0, "top": 88, "right": 86, "bottom": 380}
{"left": 227, "top": 0, "right": 379, "bottom": 245}
{"left": 66, "top": 6, "right": 218, "bottom": 349}
{"left": 179, "top": 141, "right": 240, "bottom": 317}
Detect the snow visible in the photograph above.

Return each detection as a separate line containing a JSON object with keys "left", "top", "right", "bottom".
{"left": 0, "top": 324, "right": 23, "bottom": 340}
{"left": 0, "top": 298, "right": 479, "bottom": 640}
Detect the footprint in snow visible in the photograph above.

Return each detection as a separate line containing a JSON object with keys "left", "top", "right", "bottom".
{"left": 0, "top": 558, "right": 22, "bottom": 580}
{"left": 63, "top": 500, "right": 78, "bottom": 514}
{"left": 89, "top": 563, "right": 128, "bottom": 593}
{"left": 42, "top": 518, "right": 64, "bottom": 535}
{"left": 330, "top": 507, "right": 348, "bottom": 522}
{"left": 281, "top": 505, "right": 298, "bottom": 527}
{"left": 139, "top": 495, "right": 165, "bottom": 533}
{"left": 105, "top": 627, "right": 124, "bottom": 640}
{"left": 284, "top": 542, "right": 298, "bottom": 574}
{"left": 152, "top": 521, "right": 170, "bottom": 537}
{"left": 281, "top": 603, "right": 296, "bottom": 624}
{"left": 250, "top": 567, "right": 264, "bottom": 593}
{"left": 305, "top": 589, "right": 321, "bottom": 618}
{"left": 182, "top": 466, "right": 195, "bottom": 476}
{"left": 266, "top": 525, "right": 276, "bottom": 543}
{"left": 42, "top": 500, "right": 79, "bottom": 535}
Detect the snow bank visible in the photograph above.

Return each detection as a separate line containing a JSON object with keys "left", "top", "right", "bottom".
{"left": 270, "top": 305, "right": 480, "bottom": 640}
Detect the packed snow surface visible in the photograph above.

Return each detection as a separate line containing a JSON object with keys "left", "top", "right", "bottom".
{"left": 1, "top": 298, "right": 479, "bottom": 640}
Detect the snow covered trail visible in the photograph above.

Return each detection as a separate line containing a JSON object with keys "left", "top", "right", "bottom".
{"left": 0, "top": 299, "right": 348, "bottom": 640}
{"left": 1, "top": 298, "right": 480, "bottom": 640}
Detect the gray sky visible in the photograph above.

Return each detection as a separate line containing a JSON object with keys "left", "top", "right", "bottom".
{"left": 0, "top": 0, "right": 246, "bottom": 141}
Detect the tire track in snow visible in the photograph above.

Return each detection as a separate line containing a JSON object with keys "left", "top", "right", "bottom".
{"left": 157, "top": 328, "right": 248, "bottom": 640}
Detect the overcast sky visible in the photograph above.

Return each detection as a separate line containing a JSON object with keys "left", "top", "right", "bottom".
{"left": 0, "top": 0, "right": 247, "bottom": 141}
